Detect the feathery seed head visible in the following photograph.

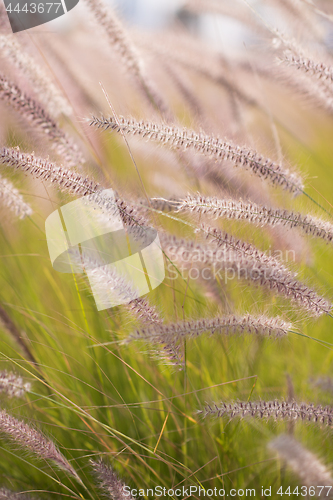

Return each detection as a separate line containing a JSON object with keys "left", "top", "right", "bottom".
{"left": 198, "top": 400, "right": 333, "bottom": 428}
{"left": 84, "top": 0, "right": 170, "bottom": 116}
{"left": 0, "top": 74, "right": 84, "bottom": 167}
{"left": 0, "top": 371, "right": 31, "bottom": 398}
{"left": 89, "top": 115, "right": 304, "bottom": 194}
{"left": 90, "top": 458, "right": 135, "bottom": 500}
{"left": 312, "top": 377, "right": 333, "bottom": 395}
{"left": 202, "top": 224, "right": 332, "bottom": 317}
{"left": 0, "top": 35, "right": 71, "bottom": 117}
{"left": 0, "top": 174, "right": 32, "bottom": 219}
{"left": 0, "top": 146, "right": 97, "bottom": 196}
{"left": 0, "top": 409, "right": 81, "bottom": 481}
{"left": 0, "top": 489, "right": 35, "bottom": 500}
{"left": 178, "top": 194, "right": 333, "bottom": 243}
{"left": 68, "top": 248, "right": 161, "bottom": 323}
{"left": 128, "top": 314, "right": 291, "bottom": 344}
{"left": 269, "top": 434, "right": 333, "bottom": 491}
{"left": 84, "top": 0, "right": 142, "bottom": 77}
{"left": 126, "top": 314, "right": 291, "bottom": 369}
{"left": 0, "top": 147, "right": 150, "bottom": 233}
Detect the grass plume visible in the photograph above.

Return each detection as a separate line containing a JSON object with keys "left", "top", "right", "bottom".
{"left": 0, "top": 174, "right": 32, "bottom": 219}
{"left": 203, "top": 224, "right": 332, "bottom": 316}
{"left": 127, "top": 315, "right": 291, "bottom": 369}
{"left": 68, "top": 248, "right": 162, "bottom": 324}
{"left": 127, "top": 314, "right": 292, "bottom": 342}
{"left": 90, "top": 458, "right": 135, "bottom": 500}
{"left": 0, "top": 74, "right": 84, "bottom": 167}
{"left": 269, "top": 434, "right": 333, "bottom": 492}
{"left": 0, "top": 489, "right": 35, "bottom": 500}
{"left": 0, "top": 304, "right": 35, "bottom": 363}
{"left": 0, "top": 146, "right": 149, "bottom": 230}
{"left": 0, "top": 35, "right": 71, "bottom": 117}
{"left": 90, "top": 115, "right": 303, "bottom": 194}
{"left": 0, "top": 371, "right": 31, "bottom": 398}
{"left": 84, "top": 0, "right": 170, "bottom": 116}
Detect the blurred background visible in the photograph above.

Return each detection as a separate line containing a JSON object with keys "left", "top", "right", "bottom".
{"left": 44, "top": 0, "right": 333, "bottom": 54}
{"left": 44, "top": 0, "right": 322, "bottom": 53}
